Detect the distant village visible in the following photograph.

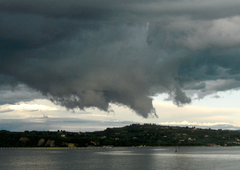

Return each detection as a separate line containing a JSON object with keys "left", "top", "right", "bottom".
{"left": 1, "top": 124, "right": 240, "bottom": 147}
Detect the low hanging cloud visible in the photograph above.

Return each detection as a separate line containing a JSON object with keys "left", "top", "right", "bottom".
{"left": 0, "top": 84, "right": 44, "bottom": 105}
{"left": 1, "top": 1, "right": 240, "bottom": 118}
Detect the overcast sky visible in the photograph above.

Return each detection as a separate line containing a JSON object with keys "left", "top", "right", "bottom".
{"left": 1, "top": 1, "right": 240, "bottom": 131}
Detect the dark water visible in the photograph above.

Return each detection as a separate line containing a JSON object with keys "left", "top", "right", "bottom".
{"left": 1, "top": 147, "right": 240, "bottom": 170}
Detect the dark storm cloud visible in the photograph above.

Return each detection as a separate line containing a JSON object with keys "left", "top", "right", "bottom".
{"left": 1, "top": 1, "right": 240, "bottom": 118}
{"left": 1, "top": 0, "right": 240, "bottom": 20}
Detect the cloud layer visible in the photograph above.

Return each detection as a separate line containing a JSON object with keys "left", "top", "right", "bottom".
{"left": 1, "top": 1, "right": 240, "bottom": 118}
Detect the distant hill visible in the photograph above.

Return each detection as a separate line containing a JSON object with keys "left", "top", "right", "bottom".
{"left": 1, "top": 124, "right": 240, "bottom": 147}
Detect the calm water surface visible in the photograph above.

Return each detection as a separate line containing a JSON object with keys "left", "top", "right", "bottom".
{"left": 0, "top": 147, "right": 240, "bottom": 170}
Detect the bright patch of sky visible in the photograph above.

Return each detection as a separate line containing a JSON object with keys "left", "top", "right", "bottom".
{"left": 1, "top": 90, "right": 240, "bottom": 132}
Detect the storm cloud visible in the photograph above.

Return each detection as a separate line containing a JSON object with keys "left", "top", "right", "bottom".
{"left": 1, "top": 1, "right": 240, "bottom": 118}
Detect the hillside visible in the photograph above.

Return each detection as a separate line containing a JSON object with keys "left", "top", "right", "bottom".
{"left": 1, "top": 124, "right": 240, "bottom": 147}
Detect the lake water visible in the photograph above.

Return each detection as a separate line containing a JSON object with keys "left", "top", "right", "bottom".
{"left": 0, "top": 147, "right": 240, "bottom": 170}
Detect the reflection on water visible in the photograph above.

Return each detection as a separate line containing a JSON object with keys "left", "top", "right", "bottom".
{"left": 0, "top": 147, "right": 240, "bottom": 170}
{"left": 96, "top": 150, "right": 142, "bottom": 155}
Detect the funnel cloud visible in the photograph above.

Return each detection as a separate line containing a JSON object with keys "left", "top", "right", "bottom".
{"left": 1, "top": 1, "right": 240, "bottom": 118}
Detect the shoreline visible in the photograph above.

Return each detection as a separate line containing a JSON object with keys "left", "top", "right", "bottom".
{"left": 0, "top": 145, "right": 237, "bottom": 149}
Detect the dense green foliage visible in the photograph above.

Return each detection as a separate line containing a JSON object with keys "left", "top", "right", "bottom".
{"left": 1, "top": 124, "right": 240, "bottom": 147}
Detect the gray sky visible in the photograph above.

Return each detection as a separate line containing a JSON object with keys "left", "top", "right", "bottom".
{"left": 1, "top": 1, "right": 240, "bottom": 131}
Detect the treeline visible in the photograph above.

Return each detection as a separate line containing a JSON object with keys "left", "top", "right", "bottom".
{"left": 1, "top": 124, "right": 240, "bottom": 147}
